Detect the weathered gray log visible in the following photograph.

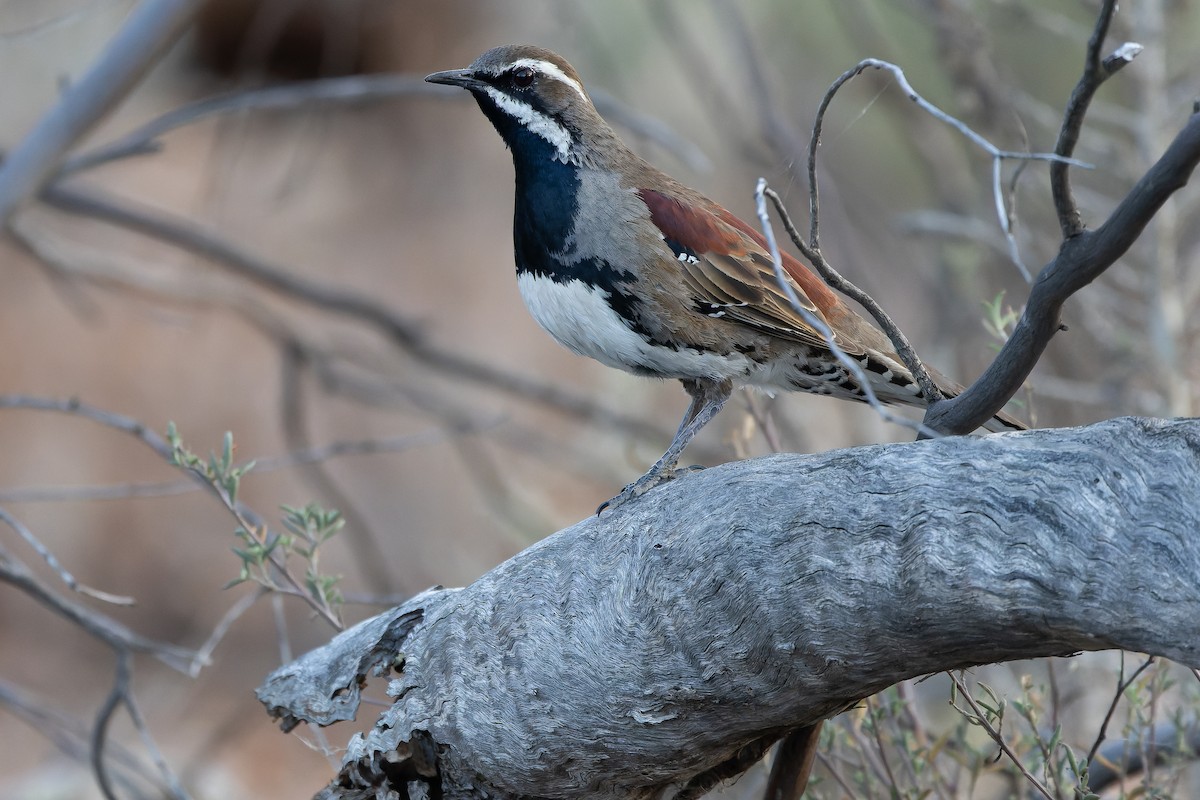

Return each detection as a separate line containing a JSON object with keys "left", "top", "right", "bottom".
{"left": 257, "top": 416, "right": 1200, "bottom": 799}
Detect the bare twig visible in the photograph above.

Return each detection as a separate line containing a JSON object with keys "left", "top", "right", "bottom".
{"left": 1086, "top": 717, "right": 1200, "bottom": 793}
{"left": 814, "top": 750, "right": 860, "bottom": 798}
{"left": 40, "top": 183, "right": 421, "bottom": 345}
{"left": 840, "top": 710, "right": 895, "bottom": 786}
{"left": 0, "top": 541, "right": 202, "bottom": 674}
{"left": 0, "top": 0, "right": 203, "bottom": 226}
{"left": 742, "top": 393, "right": 783, "bottom": 455}
{"left": 762, "top": 185, "right": 944, "bottom": 405}
{"left": 1051, "top": 0, "right": 1141, "bottom": 237}
{"left": 191, "top": 589, "right": 266, "bottom": 676}
{"left": 1086, "top": 655, "right": 1157, "bottom": 767}
{"left": 893, "top": 209, "right": 1011, "bottom": 258}
{"left": 925, "top": 110, "right": 1200, "bottom": 434}
{"left": 61, "top": 74, "right": 436, "bottom": 176}
{"left": 755, "top": 179, "right": 940, "bottom": 439}
{"left": 772, "top": 42, "right": 1164, "bottom": 437}
{"left": 0, "top": 678, "right": 156, "bottom": 796}
{"left": 280, "top": 343, "right": 396, "bottom": 596}
{"left": 92, "top": 650, "right": 136, "bottom": 800}
{"left": 0, "top": 394, "right": 265, "bottom": 525}
{"left": 124, "top": 688, "right": 190, "bottom": 800}
{"left": 866, "top": 700, "right": 900, "bottom": 793}
{"left": 805, "top": 58, "right": 1087, "bottom": 276}
{"left": 0, "top": 505, "right": 133, "bottom": 604}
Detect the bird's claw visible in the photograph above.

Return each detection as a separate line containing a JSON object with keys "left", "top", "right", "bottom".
{"left": 596, "top": 464, "right": 706, "bottom": 515}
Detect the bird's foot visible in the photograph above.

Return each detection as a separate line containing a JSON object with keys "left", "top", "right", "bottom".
{"left": 596, "top": 465, "right": 705, "bottom": 515}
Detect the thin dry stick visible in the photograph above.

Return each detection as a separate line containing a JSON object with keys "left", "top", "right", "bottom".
{"left": 865, "top": 700, "right": 901, "bottom": 793}
{"left": 190, "top": 588, "right": 267, "bottom": 677}
{"left": 805, "top": 59, "right": 1088, "bottom": 279}
{"left": 0, "top": 541, "right": 201, "bottom": 674}
{"left": 280, "top": 344, "right": 396, "bottom": 596}
{"left": 765, "top": 49, "right": 1104, "bottom": 423}
{"left": 1083, "top": 655, "right": 1156, "bottom": 771}
{"left": 0, "top": 677, "right": 155, "bottom": 793}
{"left": 742, "top": 393, "right": 783, "bottom": 454}
{"left": 893, "top": 679, "right": 954, "bottom": 800}
{"left": 124, "top": 688, "right": 190, "bottom": 800}
{"left": 0, "top": 505, "right": 133, "bottom": 604}
{"left": 814, "top": 751, "right": 860, "bottom": 798}
{"left": 926, "top": 115, "right": 1200, "bottom": 434}
{"left": 762, "top": 185, "right": 944, "bottom": 405}
{"left": 846, "top": 711, "right": 896, "bottom": 790}
{"left": 1145, "top": 661, "right": 1162, "bottom": 790}
{"left": 1051, "top": 0, "right": 1140, "bottom": 237}
{"left": 754, "top": 179, "right": 940, "bottom": 439}
{"left": 61, "top": 74, "right": 438, "bottom": 176}
{"left": 91, "top": 650, "right": 135, "bottom": 800}
{"left": 871, "top": 693, "right": 927, "bottom": 795}
{"left": 915, "top": 0, "right": 1194, "bottom": 436}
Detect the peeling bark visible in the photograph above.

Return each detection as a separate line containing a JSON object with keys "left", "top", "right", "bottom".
{"left": 258, "top": 417, "right": 1200, "bottom": 799}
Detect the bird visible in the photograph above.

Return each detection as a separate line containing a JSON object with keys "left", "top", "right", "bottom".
{"left": 425, "top": 45, "right": 1025, "bottom": 512}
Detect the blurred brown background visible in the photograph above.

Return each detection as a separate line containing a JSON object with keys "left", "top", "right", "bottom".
{"left": 1, "top": 0, "right": 1197, "bottom": 797}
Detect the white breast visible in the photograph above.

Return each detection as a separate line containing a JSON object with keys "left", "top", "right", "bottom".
{"left": 515, "top": 272, "right": 752, "bottom": 380}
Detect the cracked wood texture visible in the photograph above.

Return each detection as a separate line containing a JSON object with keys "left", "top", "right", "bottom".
{"left": 258, "top": 417, "right": 1200, "bottom": 799}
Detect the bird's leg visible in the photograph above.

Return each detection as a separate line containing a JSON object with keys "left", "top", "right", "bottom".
{"left": 598, "top": 378, "right": 732, "bottom": 514}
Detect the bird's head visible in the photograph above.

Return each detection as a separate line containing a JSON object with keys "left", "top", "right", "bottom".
{"left": 426, "top": 45, "right": 613, "bottom": 166}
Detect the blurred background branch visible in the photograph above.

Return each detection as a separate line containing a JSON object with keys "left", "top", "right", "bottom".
{"left": 0, "top": 0, "right": 1197, "bottom": 797}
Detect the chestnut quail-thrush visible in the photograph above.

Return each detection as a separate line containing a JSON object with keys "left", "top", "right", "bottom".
{"left": 425, "top": 45, "right": 1025, "bottom": 511}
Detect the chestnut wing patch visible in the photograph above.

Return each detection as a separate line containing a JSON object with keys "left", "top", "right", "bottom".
{"left": 639, "top": 188, "right": 857, "bottom": 352}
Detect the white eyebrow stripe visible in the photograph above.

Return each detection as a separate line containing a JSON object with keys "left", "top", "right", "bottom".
{"left": 482, "top": 87, "right": 573, "bottom": 162}
{"left": 510, "top": 58, "right": 588, "bottom": 101}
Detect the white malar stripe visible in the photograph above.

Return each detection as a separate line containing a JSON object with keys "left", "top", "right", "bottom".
{"left": 509, "top": 58, "right": 588, "bottom": 101}
{"left": 516, "top": 273, "right": 750, "bottom": 380}
{"left": 483, "top": 87, "right": 573, "bottom": 162}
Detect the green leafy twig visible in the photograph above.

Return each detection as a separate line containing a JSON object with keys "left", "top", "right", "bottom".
{"left": 950, "top": 671, "right": 1055, "bottom": 800}
{"left": 166, "top": 424, "right": 343, "bottom": 628}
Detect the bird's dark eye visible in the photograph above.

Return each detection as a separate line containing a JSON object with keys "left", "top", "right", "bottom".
{"left": 511, "top": 67, "right": 535, "bottom": 88}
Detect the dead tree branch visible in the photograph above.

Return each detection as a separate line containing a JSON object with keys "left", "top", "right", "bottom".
{"left": 926, "top": 110, "right": 1200, "bottom": 434}
{"left": 259, "top": 417, "right": 1200, "bottom": 799}
{"left": 0, "top": 0, "right": 202, "bottom": 226}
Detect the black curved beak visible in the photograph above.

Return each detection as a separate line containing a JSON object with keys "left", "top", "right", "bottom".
{"left": 424, "top": 68, "right": 483, "bottom": 90}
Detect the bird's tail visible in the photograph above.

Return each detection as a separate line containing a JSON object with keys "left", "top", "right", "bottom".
{"left": 860, "top": 348, "right": 1027, "bottom": 433}
{"left": 854, "top": 329, "right": 1027, "bottom": 433}
{"left": 980, "top": 406, "right": 1028, "bottom": 433}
